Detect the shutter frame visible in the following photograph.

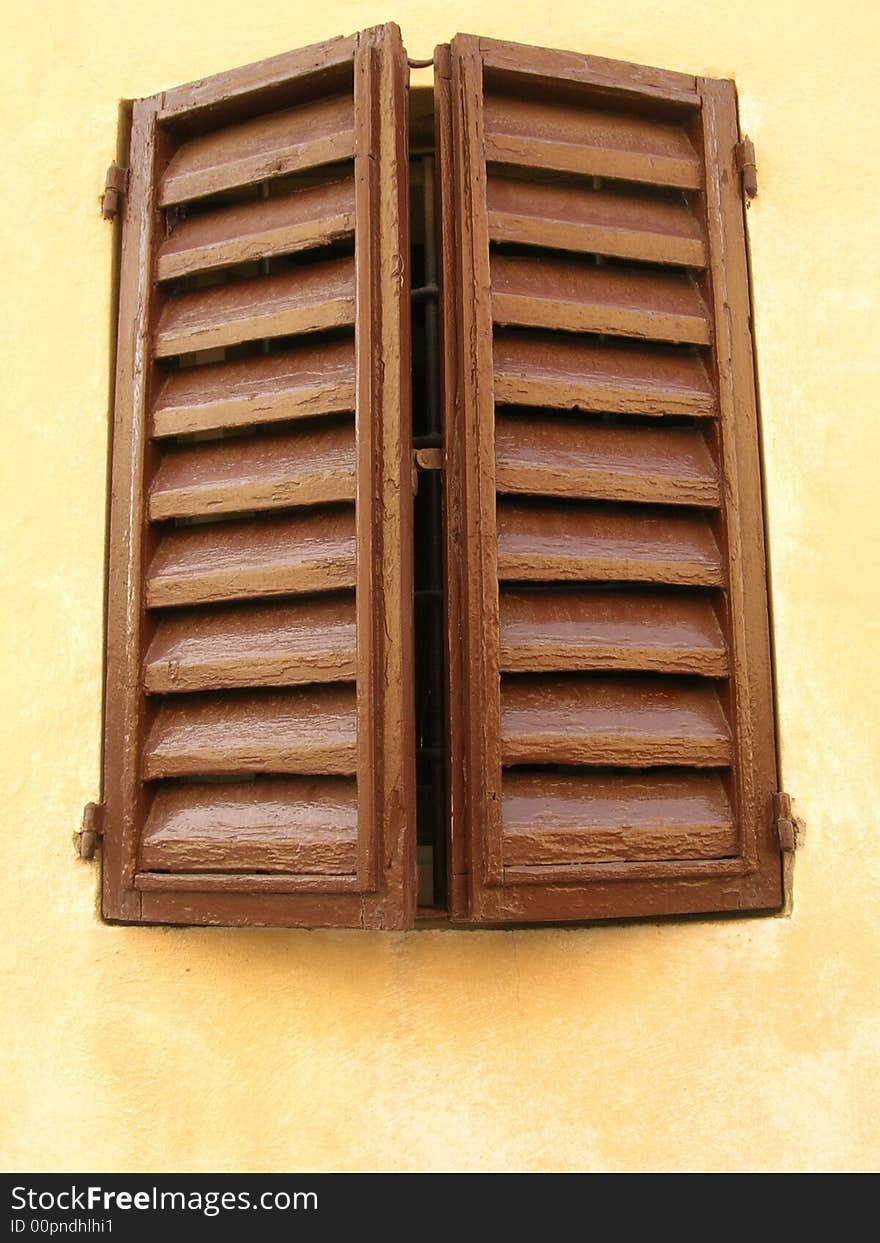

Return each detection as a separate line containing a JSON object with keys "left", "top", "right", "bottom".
{"left": 439, "top": 35, "right": 782, "bottom": 924}
{"left": 101, "top": 25, "right": 415, "bottom": 928}
{"left": 698, "top": 75, "right": 779, "bottom": 892}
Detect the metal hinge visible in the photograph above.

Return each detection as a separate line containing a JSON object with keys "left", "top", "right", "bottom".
{"left": 734, "top": 136, "right": 758, "bottom": 201}
{"left": 773, "top": 791, "right": 801, "bottom": 853}
{"left": 101, "top": 161, "right": 129, "bottom": 220}
{"left": 78, "top": 801, "right": 105, "bottom": 860}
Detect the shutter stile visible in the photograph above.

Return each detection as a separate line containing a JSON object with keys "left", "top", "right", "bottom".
{"left": 439, "top": 35, "right": 781, "bottom": 921}
{"left": 102, "top": 25, "right": 415, "bottom": 926}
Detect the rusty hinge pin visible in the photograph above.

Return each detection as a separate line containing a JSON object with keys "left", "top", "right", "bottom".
{"left": 773, "top": 791, "right": 798, "bottom": 852}
{"left": 734, "top": 136, "right": 758, "bottom": 200}
{"left": 79, "top": 801, "right": 104, "bottom": 859}
{"left": 101, "top": 162, "right": 130, "bottom": 221}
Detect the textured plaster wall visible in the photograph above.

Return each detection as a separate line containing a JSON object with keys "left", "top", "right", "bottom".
{"left": 1, "top": 0, "right": 878, "bottom": 1172}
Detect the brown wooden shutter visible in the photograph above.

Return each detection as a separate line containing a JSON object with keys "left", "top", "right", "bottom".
{"left": 102, "top": 24, "right": 415, "bottom": 927}
{"left": 437, "top": 35, "right": 782, "bottom": 923}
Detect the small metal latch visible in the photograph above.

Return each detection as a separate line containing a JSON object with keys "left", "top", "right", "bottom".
{"left": 412, "top": 447, "right": 442, "bottom": 495}
{"left": 78, "top": 802, "right": 105, "bottom": 860}
{"left": 101, "top": 162, "right": 130, "bottom": 220}
{"left": 414, "top": 447, "right": 443, "bottom": 472}
{"left": 734, "top": 136, "right": 758, "bottom": 200}
{"left": 773, "top": 791, "right": 800, "bottom": 853}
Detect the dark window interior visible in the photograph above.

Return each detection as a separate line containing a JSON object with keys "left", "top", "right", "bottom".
{"left": 409, "top": 88, "right": 447, "bottom": 910}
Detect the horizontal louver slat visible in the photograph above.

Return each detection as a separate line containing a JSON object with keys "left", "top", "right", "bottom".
{"left": 492, "top": 253, "right": 710, "bottom": 345}
{"left": 143, "top": 686, "right": 357, "bottom": 778}
{"left": 502, "top": 771, "right": 735, "bottom": 865}
{"left": 487, "top": 175, "right": 706, "bottom": 267}
{"left": 483, "top": 93, "right": 702, "bottom": 189}
{"left": 499, "top": 589, "right": 727, "bottom": 675}
{"left": 157, "top": 177, "right": 356, "bottom": 281}
{"left": 152, "top": 341, "right": 356, "bottom": 437}
{"left": 493, "top": 333, "right": 716, "bottom": 415}
{"left": 149, "top": 420, "right": 355, "bottom": 520}
{"left": 144, "top": 595, "right": 357, "bottom": 693}
{"left": 146, "top": 508, "right": 356, "bottom": 608}
{"left": 142, "top": 777, "right": 358, "bottom": 873}
{"left": 159, "top": 95, "right": 356, "bottom": 206}
{"left": 154, "top": 257, "right": 355, "bottom": 357}
{"left": 500, "top": 675, "right": 732, "bottom": 767}
{"left": 494, "top": 413, "right": 719, "bottom": 506}
{"left": 496, "top": 501, "right": 723, "bottom": 586}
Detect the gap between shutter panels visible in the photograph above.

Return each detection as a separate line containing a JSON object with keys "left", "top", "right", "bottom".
{"left": 101, "top": 25, "right": 415, "bottom": 926}
{"left": 439, "top": 36, "right": 781, "bottom": 921}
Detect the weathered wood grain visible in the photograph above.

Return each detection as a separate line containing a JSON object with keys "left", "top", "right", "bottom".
{"left": 101, "top": 97, "right": 163, "bottom": 920}
{"left": 483, "top": 92, "right": 702, "bottom": 189}
{"left": 447, "top": 35, "right": 507, "bottom": 890}
{"left": 434, "top": 43, "right": 471, "bottom": 897}
{"left": 349, "top": 21, "right": 416, "bottom": 921}
{"left": 698, "top": 76, "right": 781, "bottom": 901}
{"left": 479, "top": 35, "right": 699, "bottom": 107}
{"left": 135, "top": 872, "right": 360, "bottom": 893}
{"left": 138, "top": 889, "right": 368, "bottom": 927}
{"left": 158, "top": 34, "right": 357, "bottom": 127}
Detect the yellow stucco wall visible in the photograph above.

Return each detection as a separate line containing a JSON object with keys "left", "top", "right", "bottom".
{"left": 2, "top": 0, "right": 878, "bottom": 1173}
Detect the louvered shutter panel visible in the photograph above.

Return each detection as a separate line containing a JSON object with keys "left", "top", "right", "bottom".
{"left": 102, "top": 24, "right": 415, "bottom": 927}
{"left": 437, "top": 36, "right": 782, "bottom": 923}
